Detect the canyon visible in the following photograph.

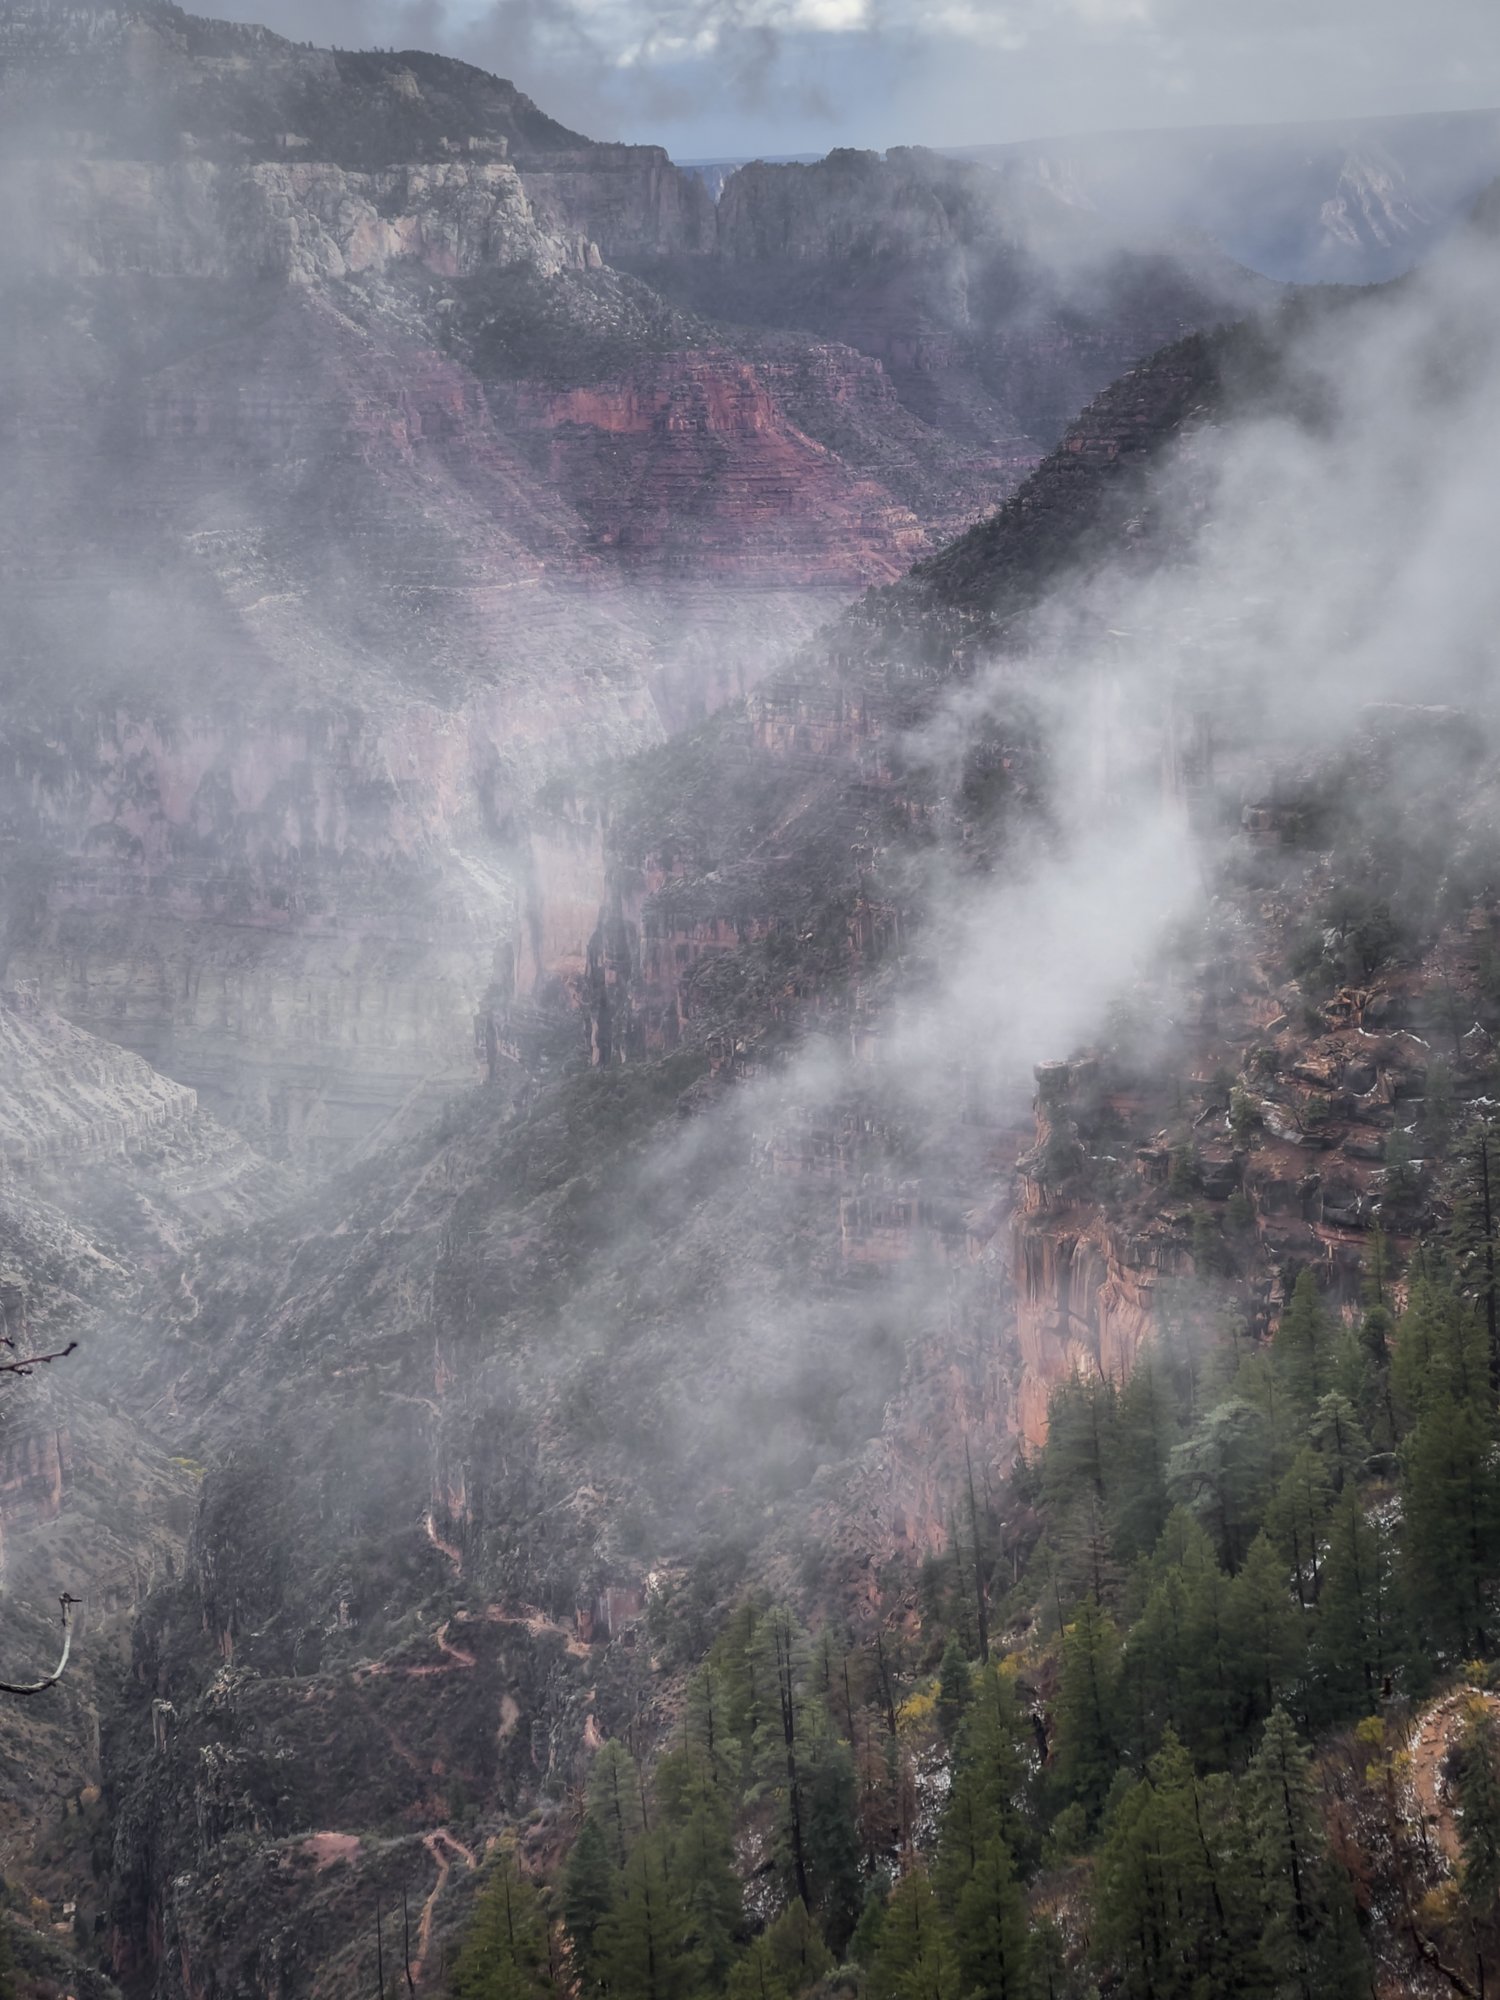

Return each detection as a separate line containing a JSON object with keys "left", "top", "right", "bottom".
{"left": 0, "top": 2, "right": 1264, "bottom": 1164}
{"left": 1, "top": 5, "right": 1496, "bottom": 1998}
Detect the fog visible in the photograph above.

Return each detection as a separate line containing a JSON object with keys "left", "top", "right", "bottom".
{"left": 7, "top": 11, "right": 1500, "bottom": 1979}
{"left": 190, "top": 0, "right": 1500, "bottom": 160}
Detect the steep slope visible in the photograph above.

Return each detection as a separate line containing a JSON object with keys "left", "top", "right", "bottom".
{"left": 0, "top": 4, "right": 989, "bottom": 1165}
{"left": 0, "top": 0, "right": 716, "bottom": 258}
{"left": 628, "top": 147, "right": 1272, "bottom": 470}
{"left": 87, "top": 204, "right": 1500, "bottom": 1992}
{"left": 83, "top": 316, "right": 1240, "bottom": 1996}
{"left": 0, "top": 8, "right": 1292, "bottom": 1172}
{"left": 0, "top": 988, "right": 291, "bottom": 1939}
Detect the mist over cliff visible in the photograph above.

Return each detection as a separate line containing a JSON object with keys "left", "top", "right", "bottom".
{"left": 4, "top": 5, "right": 1500, "bottom": 1999}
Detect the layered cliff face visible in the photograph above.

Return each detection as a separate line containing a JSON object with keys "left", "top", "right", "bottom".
{"left": 0, "top": 0, "right": 715, "bottom": 260}
{"left": 630, "top": 147, "right": 1274, "bottom": 462}
{"left": 78, "top": 334, "right": 1234, "bottom": 1992}
{"left": 0, "top": 8, "right": 1008, "bottom": 1162}
{"left": 88, "top": 239, "right": 1500, "bottom": 1995}
{"left": 11, "top": 11, "right": 1483, "bottom": 1993}
{"left": 0, "top": 7, "right": 1288, "bottom": 1170}
{"left": 0, "top": 988, "right": 293, "bottom": 1906}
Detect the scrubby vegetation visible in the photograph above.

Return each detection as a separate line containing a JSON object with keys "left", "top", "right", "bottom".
{"left": 450, "top": 1137, "right": 1500, "bottom": 1999}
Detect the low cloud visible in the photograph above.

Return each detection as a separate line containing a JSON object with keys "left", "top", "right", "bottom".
{"left": 192, "top": 0, "right": 1500, "bottom": 156}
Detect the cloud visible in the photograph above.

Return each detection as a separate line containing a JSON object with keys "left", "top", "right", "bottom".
{"left": 188, "top": 0, "right": 1500, "bottom": 157}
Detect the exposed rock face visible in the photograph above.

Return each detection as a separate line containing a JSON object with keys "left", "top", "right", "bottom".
{"left": 0, "top": 991, "right": 288, "bottom": 1893}
{"left": 79, "top": 258, "right": 1500, "bottom": 2000}
{"left": 0, "top": 0, "right": 714, "bottom": 262}
{"left": 634, "top": 147, "right": 1274, "bottom": 460}
{"left": 2, "top": 15, "right": 1095, "bottom": 1162}
{"left": 515, "top": 146, "right": 716, "bottom": 260}
{"left": 7, "top": 156, "right": 583, "bottom": 284}
{"left": 2, "top": 18, "right": 1442, "bottom": 1994}
{"left": 502, "top": 350, "right": 932, "bottom": 584}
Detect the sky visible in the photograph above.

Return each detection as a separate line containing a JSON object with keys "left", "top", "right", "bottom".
{"left": 196, "top": 0, "right": 1500, "bottom": 160}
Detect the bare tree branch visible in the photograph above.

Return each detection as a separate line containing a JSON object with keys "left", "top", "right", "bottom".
{"left": 0, "top": 1595, "right": 77, "bottom": 1696}
{"left": 0, "top": 1341, "right": 78, "bottom": 1377}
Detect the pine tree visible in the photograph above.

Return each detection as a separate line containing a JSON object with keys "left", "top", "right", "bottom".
{"left": 1042, "top": 1374, "right": 1118, "bottom": 1518}
{"left": 1311, "top": 1485, "right": 1400, "bottom": 1722}
{"left": 1450, "top": 1121, "right": 1500, "bottom": 1399}
{"left": 454, "top": 1850, "right": 553, "bottom": 2000}
{"left": 936, "top": 1638, "right": 971, "bottom": 1744}
{"left": 1176, "top": 1537, "right": 1239, "bottom": 1765}
{"left": 1403, "top": 1391, "right": 1500, "bottom": 1658}
{"left": 752, "top": 1607, "right": 818, "bottom": 1912}
{"left": 1054, "top": 1598, "right": 1120, "bottom": 1822}
{"left": 1266, "top": 1446, "right": 1334, "bottom": 1609}
{"left": 589, "top": 1739, "right": 645, "bottom": 1870}
{"left": 1167, "top": 1396, "right": 1274, "bottom": 1571}
{"left": 951, "top": 1835, "right": 1030, "bottom": 2000}
{"left": 1459, "top": 1696, "right": 1500, "bottom": 1921}
{"left": 1308, "top": 1392, "right": 1371, "bottom": 1494}
{"left": 869, "top": 1871, "right": 959, "bottom": 2000}
{"left": 593, "top": 1839, "right": 695, "bottom": 2000}
{"left": 763, "top": 1898, "right": 834, "bottom": 1996}
{"left": 1245, "top": 1707, "right": 1369, "bottom": 2000}
{"left": 1112, "top": 1348, "right": 1178, "bottom": 1561}
{"left": 1227, "top": 1531, "right": 1306, "bottom": 1745}
{"left": 1393, "top": 1273, "right": 1490, "bottom": 1425}
{"left": 563, "top": 1815, "right": 616, "bottom": 1991}
{"left": 1120, "top": 1565, "right": 1191, "bottom": 1763}
{"left": 847, "top": 1876, "right": 890, "bottom": 1970}
{"left": 937, "top": 1659, "right": 1036, "bottom": 1899}
{"left": 725, "top": 1939, "right": 792, "bottom": 2000}
{"left": 1092, "top": 1733, "right": 1249, "bottom": 2000}
{"left": 715, "top": 1598, "right": 767, "bottom": 1749}
{"left": 657, "top": 1665, "right": 744, "bottom": 1826}
{"left": 666, "top": 1797, "right": 743, "bottom": 1987}
{"left": 1274, "top": 1270, "right": 1337, "bottom": 1418}
{"left": 802, "top": 1736, "right": 863, "bottom": 1952}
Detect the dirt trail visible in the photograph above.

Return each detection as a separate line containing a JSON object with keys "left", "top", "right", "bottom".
{"left": 434, "top": 1620, "right": 477, "bottom": 1670}
{"left": 412, "top": 1828, "right": 478, "bottom": 1986}
{"left": 480, "top": 1600, "right": 590, "bottom": 1658}
{"left": 301, "top": 1830, "right": 361, "bottom": 1870}
{"left": 1409, "top": 1688, "right": 1500, "bottom": 1863}
{"left": 424, "top": 1511, "right": 464, "bottom": 1577}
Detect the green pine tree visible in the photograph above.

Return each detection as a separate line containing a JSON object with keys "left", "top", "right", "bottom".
{"left": 951, "top": 1834, "right": 1030, "bottom": 2000}
{"left": 1403, "top": 1391, "right": 1500, "bottom": 1657}
{"left": 1053, "top": 1598, "right": 1120, "bottom": 1822}
{"left": 589, "top": 1739, "right": 645, "bottom": 1870}
{"left": 562, "top": 1814, "right": 616, "bottom": 1990}
{"left": 868, "top": 1871, "right": 959, "bottom": 2000}
{"left": 1227, "top": 1530, "right": 1306, "bottom": 1745}
{"left": 1311, "top": 1485, "right": 1401, "bottom": 1722}
{"left": 1245, "top": 1707, "right": 1370, "bottom": 2000}
{"left": 1274, "top": 1270, "right": 1337, "bottom": 1418}
{"left": 937, "top": 1659, "right": 1036, "bottom": 1900}
{"left": 454, "top": 1850, "right": 553, "bottom": 2000}
{"left": 1092, "top": 1733, "right": 1250, "bottom": 2000}
{"left": 593, "top": 1838, "right": 695, "bottom": 2000}
{"left": 1167, "top": 1396, "right": 1274, "bottom": 1572}
{"left": 1112, "top": 1348, "right": 1178, "bottom": 1561}
{"left": 667, "top": 1797, "right": 744, "bottom": 1987}
{"left": 763, "top": 1898, "right": 834, "bottom": 1996}
{"left": 936, "top": 1638, "right": 971, "bottom": 1745}
{"left": 1459, "top": 1696, "right": 1500, "bottom": 1921}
